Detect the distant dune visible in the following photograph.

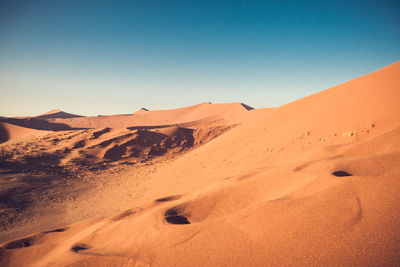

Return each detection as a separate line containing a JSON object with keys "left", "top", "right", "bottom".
{"left": 38, "top": 102, "right": 253, "bottom": 129}
{"left": 132, "top": 107, "right": 149, "bottom": 115}
{"left": 0, "top": 122, "right": 50, "bottom": 143}
{"left": 0, "top": 62, "right": 399, "bottom": 266}
{"left": 34, "top": 109, "right": 83, "bottom": 119}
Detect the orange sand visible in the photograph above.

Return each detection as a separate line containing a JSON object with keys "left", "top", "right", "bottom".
{"left": 0, "top": 122, "right": 50, "bottom": 143}
{"left": 0, "top": 62, "right": 399, "bottom": 266}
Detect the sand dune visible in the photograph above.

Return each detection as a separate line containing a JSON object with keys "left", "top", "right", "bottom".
{"left": 34, "top": 109, "right": 83, "bottom": 120}
{"left": 0, "top": 122, "right": 50, "bottom": 144}
{"left": 0, "top": 121, "right": 234, "bottom": 245}
{"left": 0, "top": 62, "right": 400, "bottom": 266}
{"left": 42, "top": 102, "right": 253, "bottom": 129}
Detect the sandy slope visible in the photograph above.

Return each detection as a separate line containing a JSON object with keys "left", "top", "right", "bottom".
{"left": 44, "top": 102, "right": 252, "bottom": 129}
{"left": 0, "top": 103, "right": 251, "bottom": 131}
{"left": 0, "top": 122, "right": 51, "bottom": 144}
{"left": 0, "top": 62, "right": 400, "bottom": 266}
{"left": 33, "top": 109, "right": 83, "bottom": 120}
{"left": 0, "top": 107, "right": 240, "bottom": 243}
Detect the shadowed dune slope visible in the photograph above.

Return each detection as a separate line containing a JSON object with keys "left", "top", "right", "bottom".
{"left": 0, "top": 123, "right": 51, "bottom": 144}
{"left": 1, "top": 62, "right": 400, "bottom": 266}
{"left": 34, "top": 109, "right": 83, "bottom": 119}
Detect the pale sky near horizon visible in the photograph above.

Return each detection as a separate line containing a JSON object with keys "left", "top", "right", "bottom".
{"left": 1, "top": 0, "right": 399, "bottom": 117}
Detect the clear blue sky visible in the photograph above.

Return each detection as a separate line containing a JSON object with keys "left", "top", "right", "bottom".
{"left": 1, "top": 0, "right": 399, "bottom": 116}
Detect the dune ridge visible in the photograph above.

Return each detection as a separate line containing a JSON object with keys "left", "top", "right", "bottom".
{"left": 34, "top": 109, "right": 83, "bottom": 120}
{"left": 0, "top": 122, "right": 50, "bottom": 144}
{"left": 42, "top": 102, "right": 252, "bottom": 129}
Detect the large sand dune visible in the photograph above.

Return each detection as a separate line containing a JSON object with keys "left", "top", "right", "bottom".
{"left": 0, "top": 62, "right": 399, "bottom": 266}
{"left": 0, "top": 122, "right": 50, "bottom": 144}
{"left": 41, "top": 102, "right": 253, "bottom": 129}
{"left": 33, "top": 109, "right": 83, "bottom": 120}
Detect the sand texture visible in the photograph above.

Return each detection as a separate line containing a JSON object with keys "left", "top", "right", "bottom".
{"left": 0, "top": 62, "right": 400, "bottom": 266}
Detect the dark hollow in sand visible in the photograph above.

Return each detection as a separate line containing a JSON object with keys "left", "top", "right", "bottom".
{"left": 332, "top": 171, "right": 352, "bottom": 177}
{"left": 5, "top": 238, "right": 31, "bottom": 249}
{"left": 155, "top": 195, "right": 180, "bottom": 202}
{"left": 165, "top": 215, "right": 190, "bottom": 224}
{"left": 164, "top": 207, "right": 190, "bottom": 224}
{"left": 43, "top": 228, "right": 66, "bottom": 234}
{"left": 71, "top": 244, "right": 90, "bottom": 252}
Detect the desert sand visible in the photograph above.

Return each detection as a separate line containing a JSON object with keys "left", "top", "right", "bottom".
{"left": 0, "top": 61, "right": 399, "bottom": 266}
